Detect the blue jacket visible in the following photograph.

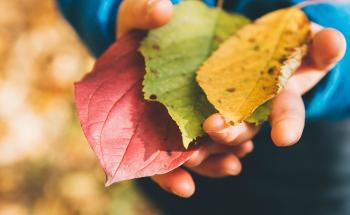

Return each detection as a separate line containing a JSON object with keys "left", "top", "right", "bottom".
{"left": 56, "top": 0, "right": 350, "bottom": 120}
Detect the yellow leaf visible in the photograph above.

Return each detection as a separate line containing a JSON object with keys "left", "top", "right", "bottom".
{"left": 196, "top": 7, "right": 311, "bottom": 124}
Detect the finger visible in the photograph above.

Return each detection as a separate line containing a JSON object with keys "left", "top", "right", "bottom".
{"left": 308, "top": 26, "right": 346, "bottom": 70}
{"left": 117, "top": 0, "right": 173, "bottom": 37}
{"left": 270, "top": 88, "right": 305, "bottom": 147}
{"left": 232, "top": 140, "right": 254, "bottom": 158}
{"left": 185, "top": 139, "right": 232, "bottom": 167}
{"left": 290, "top": 25, "right": 347, "bottom": 95}
{"left": 185, "top": 139, "right": 254, "bottom": 167}
{"left": 203, "top": 114, "right": 259, "bottom": 145}
{"left": 189, "top": 154, "right": 242, "bottom": 178}
{"left": 151, "top": 168, "right": 195, "bottom": 198}
{"left": 184, "top": 146, "right": 209, "bottom": 168}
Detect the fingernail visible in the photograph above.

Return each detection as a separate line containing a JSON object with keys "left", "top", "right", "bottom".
{"left": 203, "top": 114, "right": 227, "bottom": 133}
{"left": 335, "top": 30, "right": 344, "bottom": 49}
{"left": 147, "top": 0, "right": 169, "bottom": 15}
{"left": 209, "top": 127, "right": 229, "bottom": 135}
{"left": 226, "top": 161, "right": 241, "bottom": 175}
{"left": 171, "top": 183, "right": 193, "bottom": 198}
{"left": 206, "top": 126, "right": 228, "bottom": 134}
{"left": 275, "top": 121, "right": 301, "bottom": 147}
{"left": 334, "top": 30, "right": 346, "bottom": 61}
{"left": 322, "top": 30, "right": 345, "bottom": 66}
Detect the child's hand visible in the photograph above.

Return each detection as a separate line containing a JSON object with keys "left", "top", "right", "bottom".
{"left": 117, "top": 0, "right": 347, "bottom": 198}
{"left": 202, "top": 23, "right": 347, "bottom": 148}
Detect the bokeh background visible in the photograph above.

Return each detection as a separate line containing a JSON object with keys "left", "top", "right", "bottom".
{"left": 0, "top": 0, "right": 161, "bottom": 214}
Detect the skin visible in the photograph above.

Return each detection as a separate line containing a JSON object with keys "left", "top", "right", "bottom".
{"left": 117, "top": 0, "right": 347, "bottom": 198}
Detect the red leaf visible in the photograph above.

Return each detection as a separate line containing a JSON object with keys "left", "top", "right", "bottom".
{"left": 74, "top": 32, "right": 196, "bottom": 185}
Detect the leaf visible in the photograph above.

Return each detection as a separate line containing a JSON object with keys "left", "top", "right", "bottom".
{"left": 197, "top": 7, "right": 311, "bottom": 124}
{"left": 74, "top": 32, "right": 196, "bottom": 185}
{"left": 211, "top": 10, "right": 250, "bottom": 50}
{"left": 245, "top": 101, "right": 272, "bottom": 125}
{"left": 140, "top": 1, "right": 250, "bottom": 148}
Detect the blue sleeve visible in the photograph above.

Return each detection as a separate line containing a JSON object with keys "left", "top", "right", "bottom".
{"left": 295, "top": 3, "right": 350, "bottom": 120}
{"left": 57, "top": 0, "right": 122, "bottom": 57}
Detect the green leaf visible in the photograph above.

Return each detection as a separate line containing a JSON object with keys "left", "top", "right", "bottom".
{"left": 245, "top": 101, "right": 272, "bottom": 125}
{"left": 140, "top": 1, "right": 249, "bottom": 148}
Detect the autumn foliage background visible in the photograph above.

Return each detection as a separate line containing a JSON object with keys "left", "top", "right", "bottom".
{"left": 0, "top": 1, "right": 160, "bottom": 214}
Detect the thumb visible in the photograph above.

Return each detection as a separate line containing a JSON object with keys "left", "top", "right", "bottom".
{"left": 117, "top": 0, "right": 173, "bottom": 38}
{"left": 307, "top": 25, "right": 346, "bottom": 71}
{"left": 288, "top": 24, "right": 347, "bottom": 95}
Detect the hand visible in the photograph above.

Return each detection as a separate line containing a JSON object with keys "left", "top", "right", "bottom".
{"left": 118, "top": 0, "right": 254, "bottom": 198}
{"left": 202, "top": 24, "right": 346, "bottom": 192}
{"left": 117, "top": 0, "right": 347, "bottom": 198}
{"left": 204, "top": 23, "right": 346, "bottom": 148}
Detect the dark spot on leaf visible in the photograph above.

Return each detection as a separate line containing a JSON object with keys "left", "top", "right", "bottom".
{"left": 166, "top": 150, "right": 172, "bottom": 156}
{"left": 268, "top": 67, "right": 275, "bottom": 75}
{"left": 278, "top": 55, "right": 288, "bottom": 63}
{"left": 285, "top": 30, "right": 293, "bottom": 35}
{"left": 248, "top": 38, "right": 256, "bottom": 43}
{"left": 150, "top": 69, "right": 159, "bottom": 76}
{"left": 149, "top": 94, "right": 157, "bottom": 100}
{"left": 284, "top": 47, "right": 294, "bottom": 52}
{"left": 152, "top": 44, "right": 160, "bottom": 51}
{"left": 213, "top": 35, "right": 221, "bottom": 43}
{"left": 262, "top": 86, "right": 268, "bottom": 91}
{"left": 253, "top": 45, "right": 260, "bottom": 51}
{"left": 218, "top": 99, "right": 222, "bottom": 104}
{"left": 226, "top": 87, "right": 236, "bottom": 93}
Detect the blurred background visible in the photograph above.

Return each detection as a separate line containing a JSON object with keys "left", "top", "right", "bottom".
{"left": 0, "top": 0, "right": 161, "bottom": 214}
